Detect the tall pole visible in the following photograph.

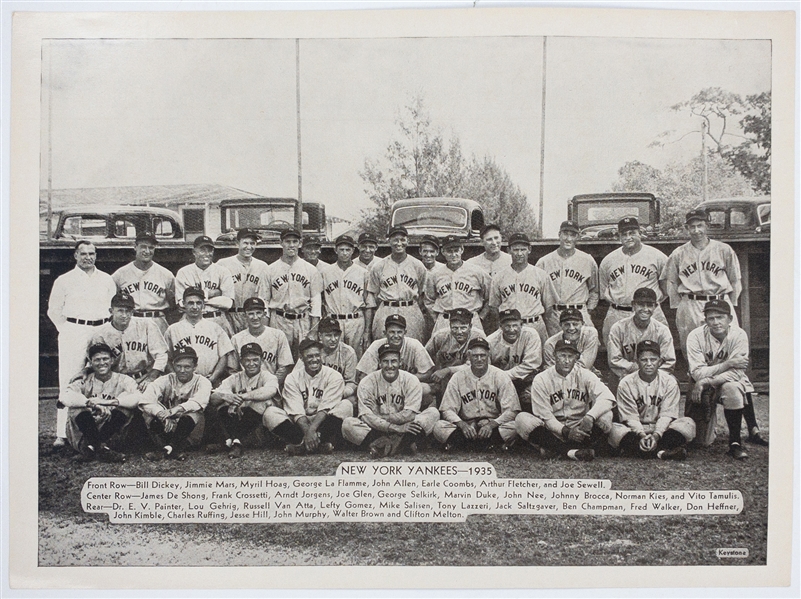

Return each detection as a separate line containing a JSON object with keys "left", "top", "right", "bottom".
{"left": 701, "top": 120, "right": 709, "bottom": 202}
{"left": 295, "top": 38, "right": 303, "bottom": 232}
{"left": 537, "top": 36, "right": 547, "bottom": 239}
{"left": 45, "top": 41, "right": 53, "bottom": 239}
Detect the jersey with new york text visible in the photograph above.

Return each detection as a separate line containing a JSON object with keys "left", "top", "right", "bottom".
{"left": 164, "top": 318, "right": 234, "bottom": 377}
{"left": 321, "top": 262, "right": 367, "bottom": 315}
{"left": 282, "top": 365, "right": 345, "bottom": 418}
{"left": 263, "top": 257, "right": 323, "bottom": 316}
{"left": 366, "top": 255, "right": 426, "bottom": 304}
{"left": 535, "top": 249, "right": 598, "bottom": 305}
{"left": 607, "top": 317, "right": 676, "bottom": 379}
{"left": 424, "top": 262, "right": 490, "bottom": 315}
{"left": 62, "top": 371, "right": 140, "bottom": 409}
{"left": 489, "top": 264, "right": 557, "bottom": 318}
{"left": 686, "top": 324, "right": 753, "bottom": 392}
{"left": 530, "top": 365, "right": 615, "bottom": 432}
{"left": 231, "top": 327, "right": 294, "bottom": 374}
{"left": 616, "top": 370, "right": 681, "bottom": 436}
{"left": 599, "top": 244, "right": 668, "bottom": 305}
{"left": 112, "top": 262, "right": 175, "bottom": 312}
{"left": 91, "top": 318, "right": 169, "bottom": 376}
{"left": 440, "top": 365, "right": 519, "bottom": 424}
{"left": 486, "top": 327, "right": 542, "bottom": 380}
{"left": 665, "top": 239, "right": 740, "bottom": 296}
{"left": 217, "top": 255, "right": 270, "bottom": 309}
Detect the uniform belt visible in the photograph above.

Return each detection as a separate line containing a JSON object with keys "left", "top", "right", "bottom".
{"left": 555, "top": 304, "right": 585, "bottom": 310}
{"left": 66, "top": 317, "right": 109, "bottom": 326}
{"left": 610, "top": 304, "right": 633, "bottom": 312}
{"left": 684, "top": 293, "right": 725, "bottom": 301}
{"left": 133, "top": 310, "right": 164, "bottom": 318}
{"left": 381, "top": 300, "right": 416, "bottom": 307}
{"left": 274, "top": 309, "right": 308, "bottom": 320}
{"left": 202, "top": 311, "right": 223, "bottom": 318}
{"left": 521, "top": 315, "right": 541, "bottom": 323}
{"left": 329, "top": 313, "right": 362, "bottom": 320}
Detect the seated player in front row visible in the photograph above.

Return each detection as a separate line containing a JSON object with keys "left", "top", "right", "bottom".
{"left": 487, "top": 308, "right": 542, "bottom": 409}
{"left": 433, "top": 337, "right": 520, "bottom": 451}
{"left": 62, "top": 342, "right": 142, "bottom": 463}
{"left": 208, "top": 342, "right": 280, "bottom": 458}
{"left": 542, "top": 308, "right": 599, "bottom": 371}
{"left": 343, "top": 344, "right": 439, "bottom": 457}
{"left": 608, "top": 340, "right": 695, "bottom": 461}
{"left": 265, "top": 338, "right": 353, "bottom": 456}
{"left": 516, "top": 338, "right": 614, "bottom": 462}
{"left": 139, "top": 346, "right": 211, "bottom": 461}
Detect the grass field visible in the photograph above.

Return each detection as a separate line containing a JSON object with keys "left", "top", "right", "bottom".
{"left": 38, "top": 396, "right": 770, "bottom": 567}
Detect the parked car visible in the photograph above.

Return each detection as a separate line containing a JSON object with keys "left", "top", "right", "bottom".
{"left": 47, "top": 205, "right": 184, "bottom": 244}
{"left": 695, "top": 196, "right": 771, "bottom": 235}
{"left": 568, "top": 192, "right": 661, "bottom": 240}
{"left": 216, "top": 198, "right": 328, "bottom": 243}
{"left": 389, "top": 198, "right": 485, "bottom": 242}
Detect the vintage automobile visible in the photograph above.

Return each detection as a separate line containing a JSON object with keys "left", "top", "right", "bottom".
{"left": 46, "top": 205, "right": 184, "bottom": 244}
{"left": 695, "top": 196, "right": 771, "bottom": 235}
{"left": 567, "top": 192, "right": 661, "bottom": 240}
{"left": 389, "top": 197, "right": 485, "bottom": 242}
{"left": 216, "top": 198, "right": 329, "bottom": 243}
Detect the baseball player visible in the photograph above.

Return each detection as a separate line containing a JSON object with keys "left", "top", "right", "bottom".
{"left": 343, "top": 344, "right": 439, "bottom": 457}
{"left": 542, "top": 308, "right": 600, "bottom": 370}
{"left": 47, "top": 240, "right": 117, "bottom": 449}
{"left": 175, "top": 235, "right": 235, "bottom": 335}
{"left": 164, "top": 287, "right": 235, "bottom": 387}
{"left": 425, "top": 308, "right": 486, "bottom": 397}
{"left": 112, "top": 232, "right": 175, "bottom": 334}
{"left": 465, "top": 224, "right": 512, "bottom": 279}
{"left": 685, "top": 300, "right": 766, "bottom": 457}
{"left": 486, "top": 308, "right": 542, "bottom": 408}
{"left": 418, "top": 234, "right": 449, "bottom": 340}
{"left": 606, "top": 287, "right": 676, "bottom": 382}
{"left": 536, "top": 220, "right": 599, "bottom": 336}
{"left": 263, "top": 229, "right": 323, "bottom": 359}
{"left": 433, "top": 337, "right": 520, "bottom": 451}
{"left": 208, "top": 342, "right": 280, "bottom": 458}
{"left": 356, "top": 232, "right": 381, "bottom": 271}
{"left": 263, "top": 339, "right": 352, "bottom": 455}
{"left": 302, "top": 317, "right": 358, "bottom": 404}
{"left": 424, "top": 235, "right": 490, "bottom": 334}
{"left": 90, "top": 292, "right": 169, "bottom": 392}
{"left": 489, "top": 232, "right": 556, "bottom": 346}
{"left": 139, "top": 346, "right": 211, "bottom": 461}
{"left": 364, "top": 225, "right": 427, "bottom": 343}
{"left": 217, "top": 229, "right": 270, "bottom": 334}
{"left": 61, "top": 343, "right": 142, "bottom": 463}
{"left": 666, "top": 209, "right": 742, "bottom": 355}
{"left": 598, "top": 217, "right": 669, "bottom": 343}
{"left": 301, "top": 236, "right": 329, "bottom": 273}
{"left": 321, "top": 235, "right": 368, "bottom": 357}
{"left": 230, "top": 297, "right": 294, "bottom": 387}
{"left": 608, "top": 340, "right": 695, "bottom": 461}
{"left": 516, "top": 338, "right": 615, "bottom": 461}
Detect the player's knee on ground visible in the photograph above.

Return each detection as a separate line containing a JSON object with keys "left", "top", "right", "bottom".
{"left": 414, "top": 407, "right": 440, "bottom": 435}
{"left": 719, "top": 382, "right": 745, "bottom": 410}
{"left": 515, "top": 412, "right": 544, "bottom": 441}
{"left": 342, "top": 416, "right": 371, "bottom": 445}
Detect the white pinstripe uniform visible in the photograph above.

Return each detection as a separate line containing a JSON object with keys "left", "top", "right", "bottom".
{"left": 486, "top": 327, "right": 543, "bottom": 382}
{"left": 112, "top": 261, "right": 175, "bottom": 334}
{"left": 231, "top": 326, "right": 294, "bottom": 376}
{"left": 489, "top": 264, "right": 557, "bottom": 346}
{"left": 175, "top": 263, "right": 236, "bottom": 335}
{"left": 164, "top": 318, "right": 234, "bottom": 379}
{"left": 606, "top": 317, "right": 676, "bottom": 381}
{"left": 217, "top": 255, "right": 270, "bottom": 334}
{"left": 466, "top": 252, "right": 512, "bottom": 278}
{"left": 543, "top": 326, "right": 599, "bottom": 370}
{"left": 139, "top": 372, "right": 211, "bottom": 446}
{"left": 90, "top": 318, "right": 169, "bottom": 382}
{"left": 424, "top": 262, "right": 490, "bottom": 333}
{"left": 366, "top": 255, "right": 427, "bottom": 342}
{"left": 358, "top": 337, "right": 434, "bottom": 376}
{"left": 535, "top": 249, "right": 598, "bottom": 336}
{"left": 321, "top": 262, "right": 368, "bottom": 357}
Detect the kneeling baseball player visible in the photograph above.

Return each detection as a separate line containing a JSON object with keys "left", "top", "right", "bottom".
{"left": 608, "top": 340, "right": 695, "bottom": 460}
{"left": 516, "top": 338, "right": 615, "bottom": 461}
{"left": 343, "top": 344, "right": 439, "bottom": 457}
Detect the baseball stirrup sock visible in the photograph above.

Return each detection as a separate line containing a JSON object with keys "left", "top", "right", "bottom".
{"left": 74, "top": 410, "right": 101, "bottom": 447}
{"left": 724, "top": 408, "right": 744, "bottom": 446}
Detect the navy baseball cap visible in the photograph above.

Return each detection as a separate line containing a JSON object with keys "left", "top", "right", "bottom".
{"left": 467, "top": 337, "right": 490, "bottom": 351}
{"left": 507, "top": 232, "right": 531, "bottom": 247}
{"left": 387, "top": 225, "right": 408, "bottom": 238}
{"left": 183, "top": 286, "right": 205, "bottom": 301}
{"left": 420, "top": 235, "right": 440, "bottom": 250}
{"left": 499, "top": 308, "right": 522, "bottom": 323}
{"left": 298, "top": 338, "right": 323, "bottom": 355}
{"left": 448, "top": 308, "right": 473, "bottom": 324}
{"left": 193, "top": 235, "right": 215, "bottom": 249}
{"left": 554, "top": 338, "right": 581, "bottom": 355}
{"left": 173, "top": 346, "right": 199, "bottom": 363}
{"left": 358, "top": 232, "right": 379, "bottom": 245}
{"left": 243, "top": 297, "right": 266, "bottom": 311}
{"left": 87, "top": 343, "right": 114, "bottom": 359}
{"left": 280, "top": 229, "right": 302, "bottom": 241}
{"left": 636, "top": 339, "right": 661, "bottom": 357}
{"left": 377, "top": 343, "right": 401, "bottom": 359}
{"left": 237, "top": 229, "right": 261, "bottom": 242}
{"left": 384, "top": 314, "right": 407, "bottom": 329}
{"left": 335, "top": 234, "right": 357, "bottom": 248}
{"left": 559, "top": 308, "right": 583, "bottom": 323}
{"left": 618, "top": 217, "right": 640, "bottom": 233}
{"left": 110, "top": 292, "right": 135, "bottom": 309}
{"left": 704, "top": 299, "right": 731, "bottom": 316}
{"left": 632, "top": 287, "right": 658, "bottom": 304}
{"left": 686, "top": 209, "right": 709, "bottom": 224}
{"left": 441, "top": 235, "right": 464, "bottom": 249}
{"left": 303, "top": 236, "right": 322, "bottom": 247}
{"left": 135, "top": 233, "right": 158, "bottom": 245}
{"left": 240, "top": 342, "right": 263, "bottom": 358}
{"left": 560, "top": 220, "right": 580, "bottom": 234}
{"left": 317, "top": 317, "right": 342, "bottom": 334}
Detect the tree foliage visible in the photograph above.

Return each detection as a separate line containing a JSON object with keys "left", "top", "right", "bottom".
{"left": 358, "top": 96, "right": 537, "bottom": 238}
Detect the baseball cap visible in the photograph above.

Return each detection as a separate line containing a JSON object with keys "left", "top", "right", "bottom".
{"left": 560, "top": 220, "right": 580, "bottom": 234}
{"left": 280, "top": 229, "right": 302, "bottom": 241}
{"left": 240, "top": 342, "right": 263, "bottom": 358}
{"left": 632, "top": 287, "right": 658, "bottom": 304}
{"left": 173, "top": 346, "right": 199, "bottom": 363}
{"left": 303, "top": 236, "right": 322, "bottom": 248}
{"left": 183, "top": 286, "right": 205, "bottom": 301}
{"left": 135, "top": 232, "right": 158, "bottom": 245}
{"left": 448, "top": 308, "right": 473, "bottom": 324}
{"left": 467, "top": 337, "right": 490, "bottom": 351}
{"left": 358, "top": 232, "right": 379, "bottom": 245}
{"left": 499, "top": 308, "right": 522, "bottom": 323}
{"left": 87, "top": 342, "right": 114, "bottom": 359}
{"left": 243, "top": 297, "right": 266, "bottom": 311}
{"left": 193, "top": 235, "right": 215, "bottom": 249}
{"left": 335, "top": 234, "right": 357, "bottom": 248}
{"left": 554, "top": 338, "right": 581, "bottom": 355}
{"left": 479, "top": 224, "right": 502, "bottom": 239}
{"left": 298, "top": 338, "right": 323, "bottom": 355}
{"left": 685, "top": 209, "right": 709, "bottom": 224}
{"left": 419, "top": 235, "right": 440, "bottom": 250}
{"left": 559, "top": 308, "right": 583, "bottom": 323}
{"left": 636, "top": 339, "right": 661, "bottom": 357}
{"left": 704, "top": 299, "right": 731, "bottom": 316}
{"left": 618, "top": 217, "right": 640, "bottom": 233}
{"left": 387, "top": 225, "right": 408, "bottom": 238}
{"left": 377, "top": 343, "right": 401, "bottom": 359}
{"left": 317, "top": 317, "right": 342, "bottom": 334}
{"left": 384, "top": 314, "right": 407, "bottom": 329}
{"left": 441, "top": 235, "right": 464, "bottom": 249}
{"left": 237, "top": 229, "right": 261, "bottom": 242}
{"left": 110, "top": 292, "right": 135, "bottom": 309}
{"left": 507, "top": 232, "right": 530, "bottom": 247}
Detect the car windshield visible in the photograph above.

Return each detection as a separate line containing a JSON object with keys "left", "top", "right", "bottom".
{"left": 60, "top": 215, "right": 107, "bottom": 239}
{"left": 392, "top": 205, "right": 467, "bottom": 229}
{"left": 577, "top": 201, "right": 651, "bottom": 226}
{"left": 757, "top": 204, "right": 771, "bottom": 225}
{"left": 225, "top": 206, "right": 296, "bottom": 231}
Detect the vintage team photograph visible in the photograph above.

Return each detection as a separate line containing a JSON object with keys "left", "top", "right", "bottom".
{"left": 34, "top": 22, "right": 775, "bottom": 569}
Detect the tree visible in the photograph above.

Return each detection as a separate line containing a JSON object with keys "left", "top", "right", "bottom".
{"left": 358, "top": 95, "right": 537, "bottom": 237}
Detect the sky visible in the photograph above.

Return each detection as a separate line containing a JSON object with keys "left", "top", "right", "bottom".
{"left": 41, "top": 35, "right": 770, "bottom": 237}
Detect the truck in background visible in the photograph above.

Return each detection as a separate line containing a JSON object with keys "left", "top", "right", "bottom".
{"left": 568, "top": 192, "right": 660, "bottom": 240}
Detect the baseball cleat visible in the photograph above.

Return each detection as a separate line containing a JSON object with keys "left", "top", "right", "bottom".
{"left": 318, "top": 442, "right": 334, "bottom": 455}
{"left": 658, "top": 447, "right": 688, "bottom": 461}
{"left": 204, "top": 443, "right": 226, "bottom": 455}
{"left": 228, "top": 444, "right": 243, "bottom": 459}
{"left": 145, "top": 449, "right": 166, "bottom": 462}
{"left": 52, "top": 437, "right": 67, "bottom": 450}
{"left": 368, "top": 436, "right": 393, "bottom": 458}
{"left": 571, "top": 448, "right": 595, "bottom": 462}
{"left": 168, "top": 451, "right": 187, "bottom": 461}
{"left": 97, "top": 444, "right": 126, "bottom": 463}
{"left": 746, "top": 432, "right": 769, "bottom": 447}
{"left": 285, "top": 443, "right": 307, "bottom": 456}
{"left": 727, "top": 444, "right": 749, "bottom": 460}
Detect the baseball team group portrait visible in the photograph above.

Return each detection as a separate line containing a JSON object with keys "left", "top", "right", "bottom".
{"left": 28, "top": 15, "right": 781, "bottom": 572}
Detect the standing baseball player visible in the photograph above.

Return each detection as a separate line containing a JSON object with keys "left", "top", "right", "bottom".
{"left": 343, "top": 344, "right": 440, "bottom": 457}
{"left": 47, "top": 240, "right": 117, "bottom": 449}
{"left": 489, "top": 232, "right": 556, "bottom": 346}
{"left": 139, "top": 346, "right": 211, "bottom": 461}
{"left": 536, "top": 220, "right": 599, "bottom": 336}
{"left": 364, "top": 225, "right": 427, "bottom": 343}
{"left": 466, "top": 224, "right": 512, "bottom": 279}
{"left": 516, "top": 338, "right": 615, "bottom": 461}
{"left": 433, "top": 337, "right": 520, "bottom": 451}
{"left": 230, "top": 297, "right": 294, "bottom": 387}
{"left": 264, "top": 339, "right": 352, "bottom": 455}
{"left": 90, "top": 292, "right": 169, "bottom": 392}
{"left": 608, "top": 340, "right": 695, "bottom": 461}
{"left": 606, "top": 287, "right": 676, "bottom": 382}
{"left": 321, "top": 235, "right": 368, "bottom": 357}
{"left": 424, "top": 235, "right": 491, "bottom": 334}
{"left": 425, "top": 308, "right": 486, "bottom": 397}
{"left": 666, "top": 209, "right": 742, "bottom": 355}
{"left": 112, "top": 233, "right": 175, "bottom": 334}
{"left": 355, "top": 232, "right": 380, "bottom": 271}
{"left": 217, "top": 229, "right": 270, "bottom": 334}
{"left": 209, "top": 342, "right": 280, "bottom": 458}
{"left": 418, "top": 234, "right": 448, "bottom": 340}
{"left": 263, "top": 229, "right": 323, "bottom": 359}
{"left": 542, "top": 308, "right": 600, "bottom": 370}
{"left": 598, "top": 217, "right": 669, "bottom": 343}
{"left": 685, "top": 300, "right": 767, "bottom": 457}
{"left": 301, "top": 236, "right": 329, "bottom": 273}
{"left": 164, "top": 287, "right": 235, "bottom": 387}
{"left": 486, "top": 308, "right": 542, "bottom": 409}
{"left": 175, "top": 235, "right": 235, "bottom": 335}
{"left": 61, "top": 343, "right": 142, "bottom": 463}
